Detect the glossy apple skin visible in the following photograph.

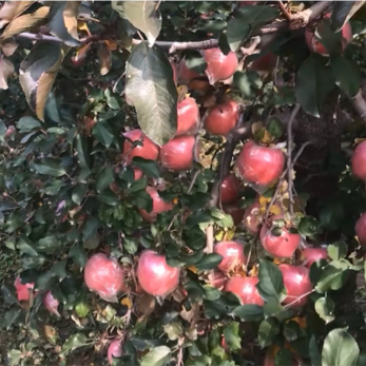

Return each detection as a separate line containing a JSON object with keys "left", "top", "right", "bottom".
{"left": 122, "top": 129, "right": 159, "bottom": 164}
{"left": 177, "top": 97, "right": 199, "bottom": 136}
{"left": 139, "top": 187, "right": 174, "bottom": 223}
{"left": 43, "top": 291, "right": 60, "bottom": 317}
{"left": 136, "top": 250, "right": 180, "bottom": 297}
{"left": 220, "top": 173, "right": 241, "bottom": 204}
{"left": 203, "top": 48, "right": 238, "bottom": 84}
{"left": 225, "top": 276, "right": 264, "bottom": 306}
{"left": 250, "top": 53, "right": 277, "bottom": 72}
{"left": 302, "top": 247, "right": 328, "bottom": 268}
{"left": 210, "top": 270, "right": 228, "bottom": 290}
{"left": 243, "top": 201, "right": 262, "bottom": 234}
{"left": 177, "top": 57, "right": 200, "bottom": 84}
{"left": 235, "top": 140, "right": 285, "bottom": 187}
{"left": 14, "top": 276, "right": 35, "bottom": 302}
{"left": 352, "top": 141, "right": 366, "bottom": 181}
{"left": 159, "top": 135, "right": 196, "bottom": 171}
{"left": 214, "top": 241, "right": 246, "bottom": 272}
{"left": 260, "top": 220, "right": 301, "bottom": 258}
{"left": 223, "top": 204, "right": 245, "bottom": 226}
{"left": 355, "top": 212, "right": 366, "bottom": 245}
{"left": 279, "top": 264, "right": 312, "bottom": 307}
{"left": 108, "top": 338, "right": 122, "bottom": 365}
{"left": 204, "top": 101, "right": 239, "bottom": 136}
{"left": 305, "top": 16, "right": 352, "bottom": 56}
{"left": 84, "top": 253, "right": 125, "bottom": 302}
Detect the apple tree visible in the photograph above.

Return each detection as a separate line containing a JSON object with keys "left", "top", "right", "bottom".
{"left": 1, "top": 1, "right": 366, "bottom": 366}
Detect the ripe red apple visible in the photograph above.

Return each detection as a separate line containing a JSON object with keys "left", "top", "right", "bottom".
{"left": 214, "top": 241, "right": 246, "bottom": 272}
{"left": 260, "top": 217, "right": 301, "bottom": 258}
{"left": 209, "top": 270, "right": 228, "bottom": 290}
{"left": 136, "top": 250, "right": 180, "bottom": 297}
{"left": 305, "top": 15, "right": 352, "bottom": 56}
{"left": 250, "top": 53, "right": 277, "bottom": 72}
{"left": 122, "top": 129, "right": 159, "bottom": 164}
{"left": 84, "top": 253, "right": 126, "bottom": 302}
{"left": 203, "top": 48, "right": 238, "bottom": 84}
{"left": 177, "top": 57, "right": 200, "bottom": 84}
{"left": 302, "top": 247, "right": 328, "bottom": 268}
{"left": 279, "top": 264, "right": 312, "bottom": 307}
{"left": 220, "top": 173, "right": 241, "bottom": 204}
{"left": 108, "top": 338, "right": 122, "bottom": 365}
{"left": 243, "top": 201, "right": 262, "bottom": 235}
{"left": 176, "top": 97, "right": 199, "bottom": 136}
{"left": 223, "top": 204, "right": 245, "bottom": 226}
{"left": 225, "top": 276, "right": 264, "bottom": 306}
{"left": 139, "top": 186, "right": 174, "bottom": 223}
{"left": 351, "top": 141, "right": 366, "bottom": 181}
{"left": 355, "top": 212, "right": 366, "bottom": 245}
{"left": 43, "top": 291, "right": 60, "bottom": 317}
{"left": 159, "top": 135, "right": 197, "bottom": 171}
{"left": 235, "top": 140, "right": 285, "bottom": 187}
{"left": 204, "top": 100, "right": 239, "bottom": 136}
{"left": 14, "top": 276, "right": 35, "bottom": 302}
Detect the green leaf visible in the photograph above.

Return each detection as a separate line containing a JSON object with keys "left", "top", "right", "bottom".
{"left": 62, "top": 333, "right": 89, "bottom": 355}
{"left": 257, "top": 317, "right": 280, "bottom": 348}
{"left": 33, "top": 158, "right": 66, "bottom": 177}
{"left": 210, "top": 208, "right": 234, "bottom": 228}
{"left": 257, "top": 259, "right": 285, "bottom": 302}
{"left": 125, "top": 42, "right": 178, "bottom": 146}
{"left": 226, "top": 18, "right": 250, "bottom": 52}
{"left": 231, "top": 305, "right": 264, "bottom": 321}
{"left": 298, "top": 216, "right": 321, "bottom": 238}
{"left": 331, "top": 2, "right": 358, "bottom": 32}
{"left": 322, "top": 328, "right": 359, "bottom": 366}
{"left": 7, "top": 349, "right": 22, "bottom": 366}
{"left": 330, "top": 56, "right": 360, "bottom": 97}
{"left": 71, "top": 185, "right": 87, "bottom": 205}
{"left": 223, "top": 322, "right": 241, "bottom": 350}
{"left": 295, "top": 54, "right": 335, "bottom": 117}
{"left": 76, "top": 134, "right": 90, "bottom": 170}
{"left": 183, "top": 51, "right": 206, "bottom": 74}
{"left": 75, "top": 300, "right": 91, "bottom": 318}
{"left": 16, "top": 116, "right": 41, "bottom": 132}
{"left": 17, "top": 237, "right": 38, "bottom": 256}
{"left": 314, "top": 297, "right": 335, "bottom": 324}
{"left": 112, "top": 1, "right": 161, "bottom": 46}
{"left": 315, "top": 265, "right": 347, "bottom": 293}
{"left": 274, "top": 349, "right": 294, "bottom": 366}
{"left": 267, "top": 117, "right": 283, "bottom": 139}
{"left": 309, "top": 336, "right": 322, "bottom": 366}
{"left": 140, "top": 345, "right": 171, "bottom": 366}
{"left": 327, "top": 241, "right": 347, "bottom": 261}
{"left": 92, "top": 122, "right": 115, "bottom": 147}
{"left": 37, "top": 235, "right": 61, "bottom": 254}
{"left": 96, "top": 166, "right": 114, "bottom": 193}
{"left": 19, "top": 41, "right": 64, "bottom": 121}
{"left": 69, "top": 243, "right": 87, "bottom": 268}
{"left": 283, "top": 321, "right": 303, "bottom": 342}
{"left": 195, "top": 253, "right": 223, "bottom": 271}
{"left": 233, "top": 70, "right": 263, "bottom": 98}
{"left": 132, "top": 156, "right": 160, "bottom": 178}
{"left": 236, "top": 5, "right": 279, "bottom": 29}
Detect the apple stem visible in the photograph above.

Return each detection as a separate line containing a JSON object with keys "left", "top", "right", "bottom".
{"left": 283, "top": 288, "right": 316, "bottom": 310}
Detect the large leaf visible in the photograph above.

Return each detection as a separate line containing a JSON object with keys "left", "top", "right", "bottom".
{"left": 309, "top": 336, "right": 322, "bottom": 366}
{"left": 48, "top": 1, "right": 80, "bottom": 46}
{"left": 140, "top": 346, "right": 171, "bottom": 366}
{"left": 19, "top": 41, "right": 66, "bottom": 121}
{"left": 331, "top": 2, "right": 365, "bottom": 31}
{"left": 125, "top": 42, "right": 177, "bottom": 146}
{"left": 257, "top": 259, "right": 285, "bottom": 302}
{"left": 295, "top": 54, "right": 335, "bottom": 117}
{"left": 112, "top": 1, "right": 161, "bottom": 46}
{"left": 330, "top": 56, "right": 360, "bottom": 97}
{"left": 226, "top": 18, "right": 250, "bottom": 52}
{"left": 322, "top": 328, "right": 359, "bottom": 366}
{"left": 32, "top": 158, "right": 67, "bottom": 177}
{"left": 0, "top": 2, "right": 50, "bottom": 40}
{"left": 258, "top": 318, "right": 280, "bottom": 348}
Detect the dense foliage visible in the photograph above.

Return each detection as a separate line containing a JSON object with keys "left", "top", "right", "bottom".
{"left": 1, "top": 1, "right": 366, "bottom": 366}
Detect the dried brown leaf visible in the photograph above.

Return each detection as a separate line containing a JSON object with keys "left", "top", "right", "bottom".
{"left": 97, "top": 44, "right": 111, "bottom": 76}
{"left": 0, "top": 57, "right": 14, "bottom": 90}
{"left": 63, "top": 1, "right": 80, "bottom": 40}
{"left": 44, "top": 325, "right": 58, "bottom": 345}
{"left": 0, "top": 1, "right": 35, "bottom": 27}
{"left": 180, "top": 302, "right": 200, "bottom": 324}
{"left": 136, "top": 293, "right": 155, "bottom": 316}
{"left": 73, "top": 42, "right": 92, "bottom": 62}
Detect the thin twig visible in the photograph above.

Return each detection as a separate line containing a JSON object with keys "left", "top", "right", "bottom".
{"left": 287, "top": 104, "right": 301, "bottom": 218}
{"left": 277, "top": 1, "right": 292, "bottom": 21}
{"left": 292, "top": 140, "right": 313, "bottom": 167}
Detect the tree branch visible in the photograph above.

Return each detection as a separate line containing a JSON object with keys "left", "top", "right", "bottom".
{"left": 277, "top": 1, "right": 292, "bottom": 22}
{"left": 289, "top": 1, "right": 331, "bottom": 30}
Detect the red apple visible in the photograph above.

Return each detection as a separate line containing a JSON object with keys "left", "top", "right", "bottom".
{"left": 243, "top": 201, "right": 262, "bottom": 235}
{"left": 214, "top": 241, "right": 246, "bottom": 272}
{"left": 122, "top": 129, "right": 159, "bottom": 164}
{"left": 235, "top": 140, "right": 285, "bottom": 187}
{"left": 159, "top": 135, "right": 197, "bottom": 171}
{"left": 260, "top": 218, "right": 301, "bottom": 258}
{"left": 14, "top": 276, "right": 35, "bottom": 302}
{"left": 305, "top": 14, "right": 352, "bottom": 56}
{"left": 302, "top": 247, "right": 328, "bottom": 268}
{"left": 225, "top": 276, "right": 264, "bottom": 306}
{"left": 279, "top": 264, "right": 312, "bottom": 307}
{"left": 220, "top": 173, "right": 241, "bottom": 204}
{"left": 43, "top": 291, "right": 60, "bottom": 317}
{"left": 352, "top": 141, "right": 366, "bottom": 181}
{"left": 139, "top": 186, "right": 174, "bottom": 223}
{"left": 108, "top": 338, "right": 122, "bottom": 365}
{"left": 136, "top": 250, "right": 180, "bottom": 296}
{"left": 204, "top": 100, "right": 239, "bottom": 136}
{"left": 5, "top": 125, "right": 15, "bottom": 138}
{"left": 176, "top": 97, "right": 199, "bottom": 136}
{"left": 177, "top": 57, "right": 200, "bottom": 84}
{"left": 203, "top": 48, "right": 238, "bottom": 84}
{"left": 250, "top": 53, "right": 277, "bottom": 72}
{"left": 209, "top": 270, "right": 228, "bottom": 290}
{"left": 355, "top": 212, "right": 366, "bottom": 245}
{"left": 223, "top": 204, "right": 245, "bottom": 226}
{"left": 84, "top": 253, "right": 126, "bottom": 302}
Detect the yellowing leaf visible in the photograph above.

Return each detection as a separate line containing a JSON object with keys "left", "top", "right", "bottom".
{"left": 63, "top": 1, "right": 80, "bottom": 40}
{"left": 78, "top": 20, "right": 91, "bottom": 36}
{"left": 73, "top": 42, "right": 92, "bottom": 62}
{"left": 136, "top": 293, "right": 155, "bottom": 317}
{"left": 0, "top": 1, "right": 35, "bottom": 27}
{"left": 251, "top": 121, "right": 264, "bottom": 135}
{"left": 120, "top": 296, "right": 133, "bottom": 309}
{"left": 188, "top": 265, "right": 198, "bottom": 273}
{"left": 104, "top": 39, "right": 118, "bottom": 51}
